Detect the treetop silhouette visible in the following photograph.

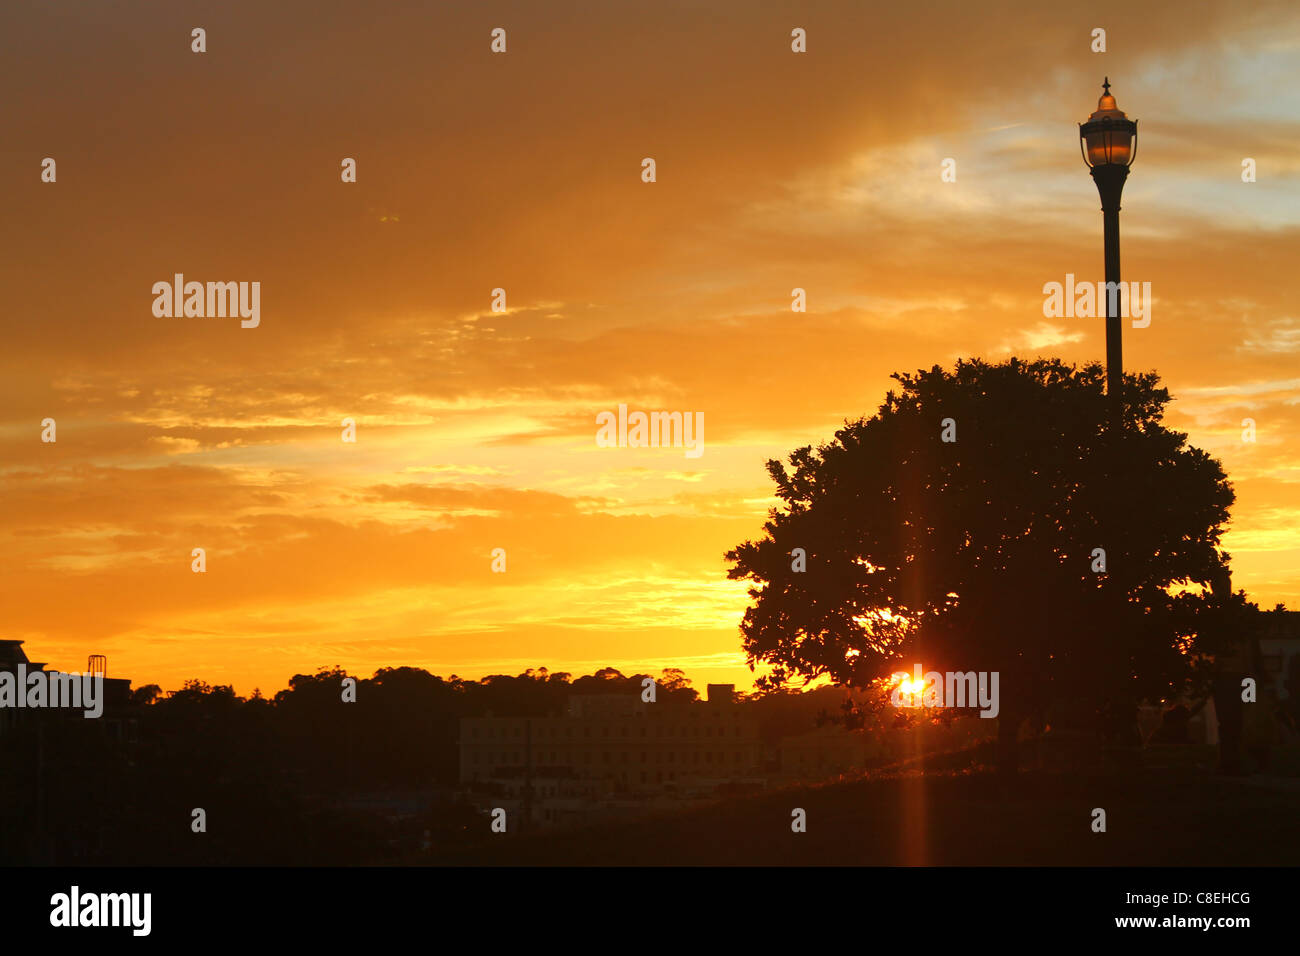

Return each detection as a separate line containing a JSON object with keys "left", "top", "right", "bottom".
{"left": 726, "top": 357, "right": 1236, "bottom": 767}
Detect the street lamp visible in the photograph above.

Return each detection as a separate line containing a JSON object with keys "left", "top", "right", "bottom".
{"left": 1079, "top": 77, "right": 1137, "bottom": 431}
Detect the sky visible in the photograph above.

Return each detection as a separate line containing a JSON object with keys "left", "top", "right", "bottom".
{"left": 2, "top": 0, "right": 1299, "bottom": 695}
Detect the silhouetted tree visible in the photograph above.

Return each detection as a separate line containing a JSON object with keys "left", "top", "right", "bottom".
{"left": 129, "top": 683, "right": 162, "bottom": 706}
{"left": 725, "top": 358, "right": 1234, "bottom": 774}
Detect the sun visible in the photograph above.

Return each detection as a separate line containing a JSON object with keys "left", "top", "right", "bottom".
{"left": 896, "top": 675, "right": 925, "bottom": 697}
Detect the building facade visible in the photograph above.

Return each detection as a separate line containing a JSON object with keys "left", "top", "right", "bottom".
{"left": 458, "top": 684, "right": 762, "bottom": 804}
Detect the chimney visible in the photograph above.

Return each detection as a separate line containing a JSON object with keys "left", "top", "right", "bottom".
{"left": 706, "top": 683, "right": 735, "bottom": 704}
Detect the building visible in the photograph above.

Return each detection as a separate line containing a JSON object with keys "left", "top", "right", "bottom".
{"left": 0, "top": 640, "right": 135, "bottom": 740}
{"left": 457, "top": 683, "right": 762, "bottom": 826}
{"left": 0, "top": 641, "right": 139, "bottom": 863}
{"left": 0, "top": 640, "right": 45, "bottom": 736}
{"left": 777, "top": 724, "right": 871, "bottom": 779}
{"left": 1257, "top": 610, "right": 1300, "bottom": 706}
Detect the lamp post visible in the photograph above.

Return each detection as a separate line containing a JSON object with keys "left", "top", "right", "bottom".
{"left": 1081, "top": 81, "right": 1140, "bottom": 753}
{"left": 1079, "top": 78, "right": 1138, "bottom": 432}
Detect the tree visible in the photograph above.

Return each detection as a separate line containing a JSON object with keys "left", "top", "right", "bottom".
{"left": 129, "top": 683, "right": 162, "bottom": 706}
{"left": 725, "top": 358, "right": 1234, "bottom": 773}
{"left": 658, "top": 667, "right": 700, "bottom": 701}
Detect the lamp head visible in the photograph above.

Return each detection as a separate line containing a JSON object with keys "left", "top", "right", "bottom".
{"left": 1080, "top": 77, "right": 1138, "bottom": 168}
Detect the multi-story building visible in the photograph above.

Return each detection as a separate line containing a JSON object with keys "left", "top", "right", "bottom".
{"left": 458, "top": 684, "right": 762, "bottom": 817}
{"left": 777, "top": 724, "right": 877, "bottom": 780}
{"left": 1257, "top": 610, "right": 1300, "bottom": 706}
{"left": 0, "top": 641, "right": 139, "bottom": 863}
{"left": 0, "top": 640, "right": 135, "bottom": 740}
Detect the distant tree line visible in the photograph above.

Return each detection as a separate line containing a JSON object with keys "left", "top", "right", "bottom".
{"left": 1, "top": 664, "right": 839, "bottom": 865}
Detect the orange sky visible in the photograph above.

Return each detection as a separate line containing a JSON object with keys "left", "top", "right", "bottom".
{"left": 3, "top": 0, "right": 1299, "bottom": 694}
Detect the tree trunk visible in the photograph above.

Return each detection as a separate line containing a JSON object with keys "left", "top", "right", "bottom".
{"left": 1213, "top": 674, "right": 1245, "bottom": 775}
{"left": 996, "top": 710, "right": 1020, "bottom": 777}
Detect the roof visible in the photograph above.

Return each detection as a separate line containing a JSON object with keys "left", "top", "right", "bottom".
{"left": 0, "top": 640, "right": 31, "bottom": 668}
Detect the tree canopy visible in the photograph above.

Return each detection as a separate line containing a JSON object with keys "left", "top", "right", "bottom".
{"left": 725, "top": 358, "right": 1235, "bottom": 741}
